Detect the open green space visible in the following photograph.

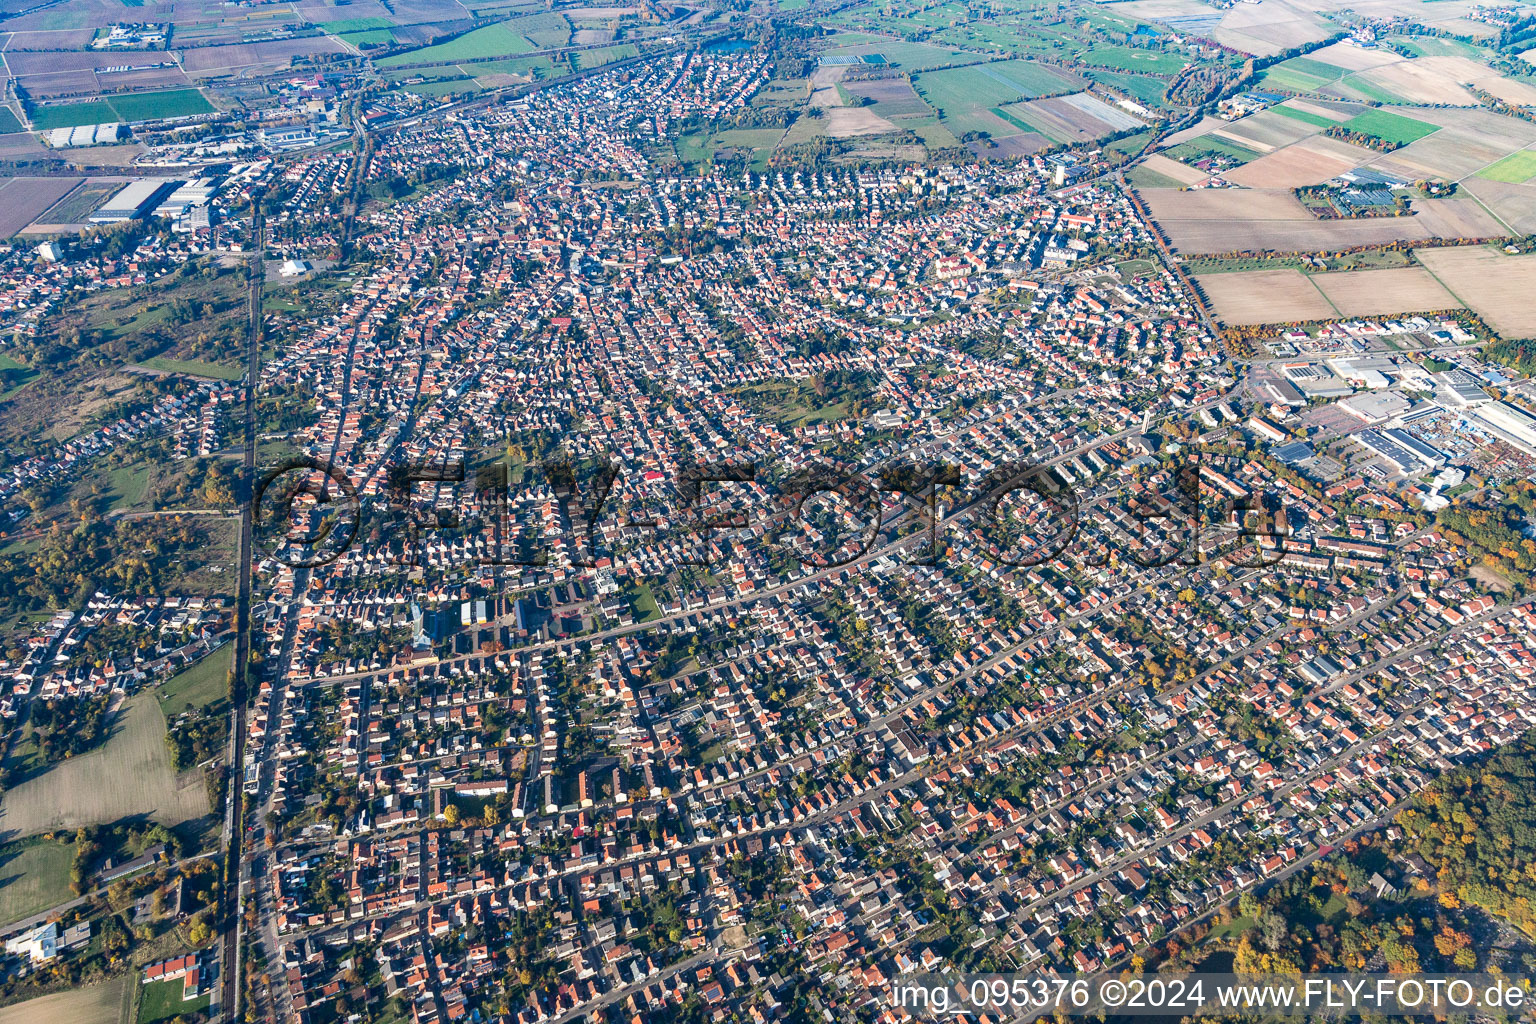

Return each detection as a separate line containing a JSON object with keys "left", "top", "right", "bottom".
{"left": 109, "top": 89, "right": 214, "bottom": 122}
{"left": 629, "top": 582, "right": 660, "bottom": 622}
{"left": 1271, "top": 103, "right": 1340, "bottom": 128}
{"left": 138, "top": 977, "right": 210, "bottom": 1024}
{"left": 675, "top": 128, "right": 783, "bottom": 171}
{"left": 378, "top": 22, "right": 537, "bottom": 67}
{"left": 320, "top": 16, "right": 392, "bottom": 32}
{"left": 29, "top": 101, "right": 116, "bottom": 131}
{"left": 403, "top": 79, "right": 478, "bottom": 99}
{"left": 1478, "top": 149, "right": 1536, "bottom": 183}
{"left": 1392, "top": 36, "right": 1484, "bottom": 58}
{"left": 38, "top": 181, "right": 117, "bottom": 223}
{"left": 1127, "top": 164, "right": 1184, "bottom": 189}
{"left": 1084, "top": 69, "right": 1169, "bottom": 106}
{"left": 138, "top": 356, "right": 244, "bottom": 380}
{"left": 1080, "top": 44, "right": 1187, "bottom": 75}
{"left": 0, "top": 108, "right": 22, "bottom": 134}
{"left": 573, "top": 43, "right": 638, "bottom": 70}
{"left": 1164, "top": 135, "right": 1261, "bottom": 165}
{"left": 0, "top": 353, "right": 38, "bottom": 399}
{"left": 158, "top": 652, "right": 230, "bottom": 712}
{"left": 1343, "top": 108, "right": 1437, "bottom": 145}
{"left": 0, "top": 835, "right": 75, "bottom": 925}
{"left": 914, "top": 60, "right": 1074, "bottom": 138}
{"left": 1255, "top": 56, "right": 1346, "bottom": 93}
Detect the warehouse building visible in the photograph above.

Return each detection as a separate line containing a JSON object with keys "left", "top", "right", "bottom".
{"left": 89, "top": 179, "right": 179, "bottom": 223}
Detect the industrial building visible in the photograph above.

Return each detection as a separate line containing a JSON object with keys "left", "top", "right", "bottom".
{"left": 1339, "top": 391, "right": 1410, "bottom": 425}
{"left": 1356, "top": 428, "right": 1447, "bottom": 475}
{"left": 1436, "top": 369, "right": 1491, "bottom": 407}
{"left": 89, "top": 179, "right": 179, "bottom": 224}
{"left": 1279, "top": 362, "right": 1353, "bottom": 399}
{"left": 1468, "top": 401, "right": 1536, "bottom": 456}
{"left": 46, "top": 123, "right": 122, "bottom": 148}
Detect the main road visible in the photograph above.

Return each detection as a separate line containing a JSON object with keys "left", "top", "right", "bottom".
{"left": 217, "top": 202, "right": 263, "bottom": 1023}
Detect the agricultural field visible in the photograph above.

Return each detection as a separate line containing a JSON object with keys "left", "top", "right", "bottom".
{"left": 1255, "top": 56, "right": 1346, "bottom": 93}
{"left": 1416, "top": 246, "right": 1536, "bottom": 338}
{"left": 841, "top": 79, "right": 932, "bottom": 119}
{"left": 1343, "top": 109, "right": 1438, "bottom": 146}
{"left": 377, "top": 22, "right": 538, "bottom": 66}
{"left": 31, "top": 180, "right": 119, "bottom": 226}
{"left": 29, "top": 88, "right": 214, "bottom": 129}
{"left": 107, "top": 89, "right": 215, "bottom": 122}
{"left": 1003, "top": 92, "right": 1144, "bottom": 143}
{"left": 1477, "top": 150, "right": 1536, "bottom": 184}
{"left": 378, "top": 13, "right": 570, "bottom": 67}
{"left": 1309, "top": 266, "right": 1461, "bottom": 316}
{"left": 0, "top": 979, "right": 126, "bottom": 1024}
{"left": 28, "top": 100, "right": 115, "bottom": 131}
{"left": 0, "top": 695, "right": 210, "bottom": 841}
{"left": 1222, "top": 136, "right": 1375, "bottom": 188}
{"left": 0, "top": 177, "right": 83, "bottom": 238}
{"left": 1140, "top": 187, "right": 1502, "bottom": 253}
{"left": 913, "top": 60, "right": 1077, "bottom": 140}
{"left": 1195, "top": 268, "right": 1337, "bottom": 324}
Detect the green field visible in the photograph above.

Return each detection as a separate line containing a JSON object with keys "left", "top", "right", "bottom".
{"left": 378, "top": 22, "right": 536, "bottom": 66}
{"left": 573, "top": 43, "right": 638, "bottom": 70}
{"left": 158, "top": 652, "right": 230, "bottom": 711}
{"left": 1478, "top": 149, "right": 1536, "bottom": 183}
{"left": 340, "top": 28, "right": 395, "bottom": 46}
{"left": 1255, "top": 56, "right": 1345, "bottom": 93}
{"left": 0, "top": 108, "right": 22, "bottom": 134}
{"left": 29, "top": 100, "right": 115, "bottom": 130}
{"left": 1343, "top": 108, "right": 1437, "bottom": 145}
{"left": 1080, "top": 44, "right": 1187, "bottom": 75}
{"left": 320, "top": 16, "right": 392, "bottom": 32}
{"left": 404, "top": 79, "right": 479, "bottom": 98}
{"left": 1084, "top": 69, "right": 1169, "bottom": 106}
{"left": 675, "top": 127, "right": 783, "bottom": 170}
{"left": 914, "top": 60, "right": 1074, "bottom": 137}
{"left": 518, "top": 12, "right": 570, "bottom": 47}
{"left": 139, "top": 356, "right": 244, "bottom": 380}
{"left": 1271, "top": 103, "right": 1340, "bottom": 128}
{"left": 108, "top": 89, "right": 214, "bottom": 122}
{"left": 1164, "top": 135, "right": 1261, "bottom": 165}
{"left": 0, "top": 353, "right": 38, "bottom": 399}
{"left": 139, "top": 978, "right": 210, "bottom": 1024}
{"left": 1339, "top": 76, "right": 1410, "bottom": 105}
{"left": 0, "top": 836, "right": 75, "bottom": 925}
{"left": 824, "top": 38, "right": 981, "bottom": 73}
{"left": 1393, "top": 36, "right": 1483, "bottom": 58}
